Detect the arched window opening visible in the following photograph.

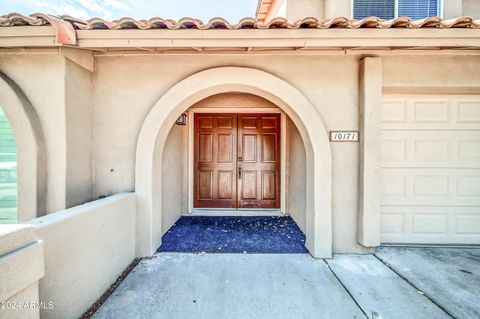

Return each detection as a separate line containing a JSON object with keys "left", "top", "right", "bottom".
{"left": 0, "top": 107, "right": 17, "bottom": 223}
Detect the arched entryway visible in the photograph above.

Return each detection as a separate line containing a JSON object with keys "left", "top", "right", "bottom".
{"left": 0, "top": 72, "right": 46, "bottom": 222}
{"left": 135, "top": 67, "right": 332, "bottom": 258}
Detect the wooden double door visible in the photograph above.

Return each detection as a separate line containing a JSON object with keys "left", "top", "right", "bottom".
{"left": 194, "top": 113, "right": 281, "bottom": 209}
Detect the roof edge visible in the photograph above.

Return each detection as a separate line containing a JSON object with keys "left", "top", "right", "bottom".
{"left": 1, "top": 13, "right": 479, "bottom": 31}
{"left": 1, "top": 13, "right": 76, "bottom": 45}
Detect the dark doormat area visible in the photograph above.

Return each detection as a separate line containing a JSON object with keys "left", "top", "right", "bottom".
{"left": 158, "top": 216, "right": 309, "bottom": 253}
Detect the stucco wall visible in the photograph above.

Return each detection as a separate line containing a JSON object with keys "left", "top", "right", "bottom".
{"left": 463, "top": 0, "right": 480, "bottom": 17}
{"left": 383, "top": 56, "right": 480, "bottom": 87}
{"left": 286, "top": 117, "right": 306, "bottom": 232}
{"left": 160, "top": 124, "right": 185, "bottom": 234}
{"left": 4, "top": 52, "right": 478, "bottom": 254}
{"left": 65, "top": 59, "right": 93, "bottom": 207}
{"left": 268, "top": 0, "right": 352, "bottom": 20}
{"left": 93, "top": 55, "right": 360, "bottom": 204}
{"left": 26, "top": 193, "right": 136, "bottom": 319}
{"left": 0, "top": 72, "right": 46, "bottom": 221}
{"left": 286, "top": 0, "right": 325, "bottom": 21}
{"left": 0, "top": 225, "right": 44, "bottom": 319}
{"left": 0, "top": 54, "right": 95, "bottom": 214}
{"left": 0, "top": 55, "right": 67, "bottom": 213}
{"left": 190, "top": 93, "right": 279, "bottom": 109}
{"left": 93, "top": 55, "right": 361, "bottom": 252}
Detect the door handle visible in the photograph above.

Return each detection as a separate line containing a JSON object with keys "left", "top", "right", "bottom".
{"left": 238, "top": 167, "right": 242, "bottom": 179}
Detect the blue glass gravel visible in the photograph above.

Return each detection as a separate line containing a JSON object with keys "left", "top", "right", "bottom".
{"left": 158, "top": 216, "right": 308, "bottom": 254}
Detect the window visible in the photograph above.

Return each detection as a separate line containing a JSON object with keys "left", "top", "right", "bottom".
{"left": 353, "top": 0, "right": 440, "bottom": 20}
{"left": 0, "top": 107, "right": 17, "bottom": 224}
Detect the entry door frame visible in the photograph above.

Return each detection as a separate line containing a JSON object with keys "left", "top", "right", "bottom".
{"left": 187, "top": 108, "right": 287, "bottom": 214}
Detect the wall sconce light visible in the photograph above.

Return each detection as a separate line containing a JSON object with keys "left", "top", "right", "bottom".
{"left": 175, "top": 113, "right": 187, "bottom": 126}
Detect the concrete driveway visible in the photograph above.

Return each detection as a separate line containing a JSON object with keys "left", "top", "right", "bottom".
{"left": 92, "top": 247, "right": 479, "bottom": 319}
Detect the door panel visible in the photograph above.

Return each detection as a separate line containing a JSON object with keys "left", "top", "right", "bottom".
{"left": 242, "top": 134, "right": 257, "bottom": 162}
{"left": 238, "top": 114, "right": 281, "bottom": 208}
{"left": 194, "top": 113, "right": 237, "bottom": 208}
{"left": 194, "top": 113, "right": 281, "bottom": 209}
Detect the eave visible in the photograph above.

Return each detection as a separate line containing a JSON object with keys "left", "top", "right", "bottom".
{"left": 1, "top": 14, "right": 480, "bottom": 56}
{"left": 0, "top": 26, "right": 58, "bottom": 47}
{"left": 73, "top": 29, "right": 480, "bottom": 50}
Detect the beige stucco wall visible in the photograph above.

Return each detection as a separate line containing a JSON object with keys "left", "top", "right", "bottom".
{"left": 286, "top": 0, "right": 325, "bottom": 21}
{"left": 463, "top": 0, "right": 480, "bottom": 17}
{"left": 2, "top": 51, "right": 478, "bottom": 254}
{"left": 382, "top": 56, "right": 480, "bottom": 87}
{"left": 65, "top": 59, "right": 93, "bottom": 207}
{"left": 325, "top": 0, "right": 351, "bottom": 18}
{"left": 160, "top": 124, "right": 185, "bottom": 234}
{"left": 190, "top": 93, "right": 279, "bottom": 110}
{"left": 93, "top": 55, "right": 362, "bottom": 252}
{"left": 0, "top": 72, "right": 47, "bottom": 221}
{"left": 267, "top": 0, "right": 352, "bottom": 20}
{"left": 0, "top": 225, "right": 44, "bottom": 319}
{"left": 286, "top": 117, "right": 306, "bottom": 232}
{"left": 26, "top": 193, "right": 136, "bottom": 319}
{"left": 91, "top": 54, "right": 479, "bottom": 253}
{"left": 0, "top": 55, "right": 67, "bottom": 213}
{"left": 93, "top": 55, "right": 360, "bottom": 201}
{"left": 0, "top": 53, "right": 94, "bottom": 215}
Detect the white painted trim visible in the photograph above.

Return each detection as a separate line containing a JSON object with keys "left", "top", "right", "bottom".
{"left": 280, "top": 112, "right": 287, "bottom": 214}
{"left": 188, "top": 209, "right": 284, "bottom": 217}
{"left": 75, "top": 29, "right": 480, "bottom": 50}
{"left": 186, "top": 108, "right": 287, "bottom": 215}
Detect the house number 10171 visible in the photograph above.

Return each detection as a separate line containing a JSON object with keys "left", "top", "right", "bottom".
{"left": 329, "top": 131, "right": 359, "bottom": 142}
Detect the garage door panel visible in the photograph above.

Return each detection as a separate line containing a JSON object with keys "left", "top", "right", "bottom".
{"left": 455, "top": 98, "right": 480, "bottom": 123}
{"left": 381, "top": 131, "right": 480, "bottom": 168}
{"left": 382, "top": 96, "right": 480, "bottom": 130}
{"left": 381, "top": 206, "right": 480, "bottom": 244}
{"left": 412, "top": 99, "right": 450, "bottom": 123}
{"left": 382, "top": 169, "right": 480, "bottom": 206}
{"left": 456, "top": 214, "right": 480, "bottom": 235}
{"left": 381, "top": 94, "right": 480, "bottom": 244}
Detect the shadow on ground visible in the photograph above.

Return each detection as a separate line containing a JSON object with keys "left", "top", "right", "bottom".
{"left": 158, "top": 216, "right": 308, "bottom": 253}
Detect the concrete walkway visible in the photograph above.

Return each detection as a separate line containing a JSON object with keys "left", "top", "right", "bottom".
{"left": 376, "top": 246, "right": 480, "bottom": 319}
{"left": 93, "top": 248, "right": 479, "bottom": 319}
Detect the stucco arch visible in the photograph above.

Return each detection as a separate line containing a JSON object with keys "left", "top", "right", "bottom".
{"left": 135, "top": 66, "right": 332, "bottom": 258}
{"left": 0, "top": 72, "right": 46, "bottom": 221}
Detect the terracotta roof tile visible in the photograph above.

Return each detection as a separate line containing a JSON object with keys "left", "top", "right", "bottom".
{"left": 0, "top": 13, "right": 76, "bottom": 45}
{"left": 1, "top": 13, "right": 479, "bottom": 30}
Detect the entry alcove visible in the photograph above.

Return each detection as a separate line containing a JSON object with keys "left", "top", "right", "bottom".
{"left": 158, "top": 93, "right": 307, "bottom": 239}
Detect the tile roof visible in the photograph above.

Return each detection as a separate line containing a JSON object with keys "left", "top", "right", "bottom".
{"left": 1, "top": 13, "right": 479, "bottom": 30}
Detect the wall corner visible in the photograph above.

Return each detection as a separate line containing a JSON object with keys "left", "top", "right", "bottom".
{"left": 443, "top": 0, "right": 463, "bottom": 19}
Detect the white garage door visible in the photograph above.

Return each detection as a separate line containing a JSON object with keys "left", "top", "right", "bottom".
{"left": 380, "top": 95, "right": 480, "bottom": 244}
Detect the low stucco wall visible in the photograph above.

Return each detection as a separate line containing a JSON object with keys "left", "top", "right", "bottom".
{"left": 26, "top": 193, "right": 136, "bottom": 319}
{"left": 0, "top": 225, "right": 44, "bottom": 319}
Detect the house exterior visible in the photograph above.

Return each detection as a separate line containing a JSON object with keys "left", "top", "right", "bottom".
{"left": 0, "top": 0, "right": 480, "bottom": 257}
{"left": 0, "top": 1, "right": 480, "bottom": 316}
{"left": 1, "top": 0, "right": 480, "bottom": 258}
